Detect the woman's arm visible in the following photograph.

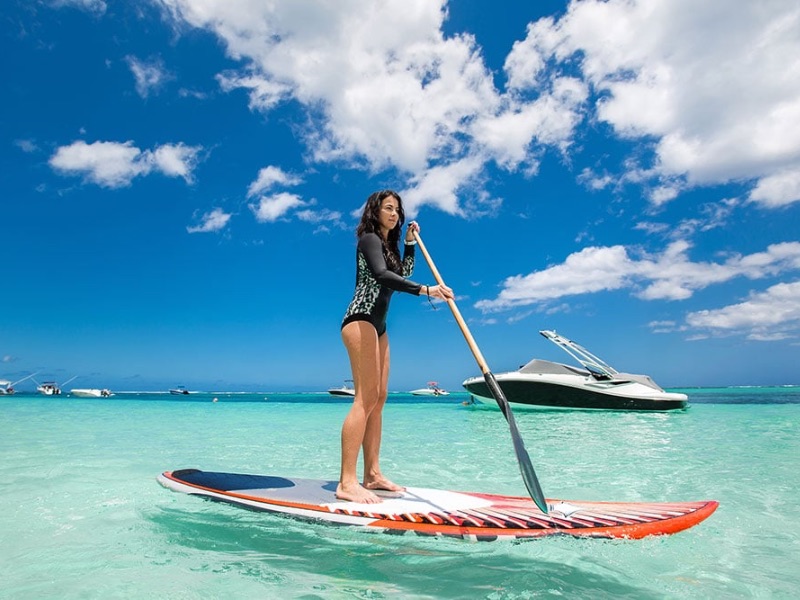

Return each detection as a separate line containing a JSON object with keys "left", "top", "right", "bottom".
{"left": 359, "top": 233, "right": 423, "bottom": 294}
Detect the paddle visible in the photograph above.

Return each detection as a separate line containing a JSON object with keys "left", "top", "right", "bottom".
{"left": 412, "top": 231, "right": 549, "bottom": 514}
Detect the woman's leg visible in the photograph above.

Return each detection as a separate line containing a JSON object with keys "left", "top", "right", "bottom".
{"left": 362, "top": 333, "right": 405, "bottom": 492}
{"left": 337, "top": 321, "right": 382, "bottom": 503}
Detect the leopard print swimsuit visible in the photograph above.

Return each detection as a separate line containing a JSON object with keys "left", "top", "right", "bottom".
{"left": 341, "top": 232, "right": 422, "bottom": 336}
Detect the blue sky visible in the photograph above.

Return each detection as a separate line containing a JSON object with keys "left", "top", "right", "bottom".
{"left": 2, "top": 0, "right": 799, "bottom": 392}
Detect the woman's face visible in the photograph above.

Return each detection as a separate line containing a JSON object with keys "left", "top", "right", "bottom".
{"left": 378, "top": 195, "right": 400, "bottom": 236}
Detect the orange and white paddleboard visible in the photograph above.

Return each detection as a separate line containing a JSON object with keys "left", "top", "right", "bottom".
{"left": 158, "top": 469, "right": 718, "bottom": 542}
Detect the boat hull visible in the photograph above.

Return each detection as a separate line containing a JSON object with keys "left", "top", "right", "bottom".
{"left": 37, "top": 386, "right": 61, "bottom": 396}
{"left": 410, "top": 389, "right": 450, "bottom": 396}
{"left": 463, "top": 377, "right": 688, "bottom": 411}
{"left": 70, "top": 388, "right": 112, "bottom": 398}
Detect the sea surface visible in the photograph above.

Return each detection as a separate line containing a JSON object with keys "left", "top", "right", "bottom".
{"left": 2, "top": 387, "right": 799, "bottom": 599}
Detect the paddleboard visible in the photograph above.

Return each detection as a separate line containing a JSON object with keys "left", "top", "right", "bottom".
{"left": 158, "top": 469, "right": 718, "bottom": 541}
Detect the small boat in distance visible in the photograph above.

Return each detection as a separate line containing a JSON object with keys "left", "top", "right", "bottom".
{"left": 37, "top": 382, "right": 62, "bottom": 395}
{"left": 328, "top": 380, "right": 355, "bottom": 397}
{"left": 410, "top": 381, "right": 450, "bottom": 396}
{"left": 71, "top": 388, "right": 113, "bottom": 398}
{"left": 35, "top": 375, "right": 78, "bottom": 396}
{"left": 169, "top": 386, "right": 190, "bottom": 395}
{"left": 462, "top": 330, "right": 688, "bottom": 411}
{"left": 0, "top": 372, "right": 37, "bottom": 395}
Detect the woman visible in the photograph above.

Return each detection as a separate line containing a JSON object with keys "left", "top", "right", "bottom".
{"left": 338, "top": 189, "right": 454, "bottom": 504}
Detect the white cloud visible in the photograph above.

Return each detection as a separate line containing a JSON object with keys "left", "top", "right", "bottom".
{"left": 217, "top": 71, "right": 290, "bottom": 112}
{"left": 401, "top": 156, "right": 486, "bottom": 217}
{"left": 648, "top": 320, "right": 679, "bottom": 334}
{"left": 577, "top": 167, "right": 614, "bottom": 191}
{"left": 476, "top": 245, "right": 635, "bottom": 310}
{"left": 148, "top": 143, "right": 201, "bottom": 182}
{"left": 126, "top": 55, "right": 173, "bottom": 98}
{"left": 249, "top": 192, "right": 306, "bottom": 222}
{"left": 748, "top": 168, "right": 800, "bottom": 207}
{"left": 50, "top": 140, "right": 145, "bottom": 187}
{"left": 51, "top": 0, "right": 106, "bottom": 14}
{"left": 476, "top": 240, "right": 800, "bottom": 310}
{"left": 49, "top": 140, "right": 202, "bottom": 188}
{"left": 512, "top": 0, "right": 800, "bottom": 207}
{"left": 187, "top": 208, "right": 231, "bottom": 233}
{"left": 247, "top": 166, "right": 302, "bottom": 198}
{"left": 150, "top": 0, "right": 800, "bottom": 213}
{"left": 686, "top": 281, "right": 800, "bottom": 339}
{"left": 634, "top": 221, "right": 669, "bottom": 236}
{"left": 155, "top": 0, "right": 587, "bottom": 214}
{"left": 472, "top": 76, "right": 588, "bottom": 168}
{"left": 246, "top": 171, "right": 339, "bottom": 227}
{"left": 295, "top": 208, "right": 342, "bottom": 224}
{"left": 15, "top": 139, "right": 39, "bottom": 153}
{"left": 295, "top": 207, "right": 346, "bottom": 233}
{"left": 649, "top": 183, "right": 681, "bottom": 207}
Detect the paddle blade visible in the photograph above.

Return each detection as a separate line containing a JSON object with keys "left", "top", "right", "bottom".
{"left": 484, "top": 372, "right": 548, "bottom": 514}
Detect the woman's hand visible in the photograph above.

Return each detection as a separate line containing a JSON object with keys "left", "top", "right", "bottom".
{"left": 427, "top": 284, "right": 454, "bottom": 302}
{"left": 405, "top": 220, "right": 419, "bottom": 244}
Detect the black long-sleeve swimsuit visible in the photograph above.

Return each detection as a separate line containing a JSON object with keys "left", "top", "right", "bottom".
{"left": 341, "top": 232, "right": 423, "bottom": 336}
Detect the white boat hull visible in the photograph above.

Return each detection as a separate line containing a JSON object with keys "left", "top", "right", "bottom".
{"left": 327, "top": 388, "right": 355, "bottom": 397}
{"left": 463, "top": 330, "right": 688, "bottom": 411}
{"left": 70, "top": 388, "right": 112, "bottom": 398}
{"left": 463, "top": 371, "right": 687, "bottom": 411}
{"left": 410, "top": 388, "right": 450, "bottom": 396}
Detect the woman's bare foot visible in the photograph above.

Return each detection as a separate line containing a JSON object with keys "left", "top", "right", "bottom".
{"left": 363, "top": 475, "right": 406, "bottom": 492}
{"left": 336, "top": 482, "right": 382, "bottom": 504}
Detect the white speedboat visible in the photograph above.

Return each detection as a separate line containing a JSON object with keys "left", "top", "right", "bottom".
{"left": 169, "top": 386, "right": 190, "bottom": 395}
{"left": 37, "top": 382, "right": 62, "bottom": 395}
{"left": 0, "top": 373, "right": 37, "bottom": 395}
{"left": 327, "top": 380, "right": 355, "bottom": 397}
{"left": 35, "top": 375, "right": 78, "bottom": 396}
{"left": 70, "top": 388, "right": 113, "bottom": 398}
{"left": 462, "top": 330, "right": 688, "bottom": 411}
{"left": 410, "top": 381, "right": 450, "bottom": 396}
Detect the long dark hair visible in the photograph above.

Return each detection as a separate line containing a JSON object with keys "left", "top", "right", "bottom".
{"left": 356, "top": 189, "right": 405, "bottom": 273}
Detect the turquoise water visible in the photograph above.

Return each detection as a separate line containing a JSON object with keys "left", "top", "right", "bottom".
{"left": 2, "top": 389, "right": 799, "bottom": 599}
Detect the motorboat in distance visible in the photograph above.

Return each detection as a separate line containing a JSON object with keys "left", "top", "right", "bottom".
{"left": 0, "top": 380, "right": 16, "bottom": 395}
{"left": 70, "top": 388, "right": 113, "bottom": 398}
{"left": 410, "top": 381, "right": 450, "bottom": 396}
{"left": 462, "top": 330, "right": 688, "bottom": 411}
{"left": 169, "top": 386, "right": 191, "bottom": 395}
{"left": 37, "top": 382, "right": 62, "bottom": 395}
{"left": 0, "top": 372, "right": 37, "bottom": 395}
{"left": 327, "top": 380, "right": 355, "bottom": 397}
{"left": 35, "top": 376, "right": 78, "bottom": 396}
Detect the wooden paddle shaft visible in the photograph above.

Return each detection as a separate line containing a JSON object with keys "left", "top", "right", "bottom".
{"left": 412, "top": 231, "right": 490, "bottom": 375}
{"left": 413, "top": 230, "right": 549, "bottom": 514}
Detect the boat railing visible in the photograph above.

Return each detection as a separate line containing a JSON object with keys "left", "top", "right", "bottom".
{"left": 539, "top": 330, "right": 618, "bottom": 377}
